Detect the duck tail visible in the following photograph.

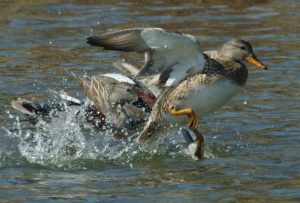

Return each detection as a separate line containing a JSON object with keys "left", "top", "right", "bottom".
{"left": 11, "top": 98, "right": 49, "bottom": 116}
{"left": 11, "top": 98, "right": 41, "bottom": 116}
{"left": 11, "top": 94, "right": 82, "bottom": 116}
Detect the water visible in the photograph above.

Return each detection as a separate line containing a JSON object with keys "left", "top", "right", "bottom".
{"left": 1, "top": 0, "right": 300, "bottom": 202}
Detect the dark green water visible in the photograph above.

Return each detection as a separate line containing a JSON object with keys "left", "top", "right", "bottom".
{"left": 0, "top": 0, "right": 300, "bottom": 202}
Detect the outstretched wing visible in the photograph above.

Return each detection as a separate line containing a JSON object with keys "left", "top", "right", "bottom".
{"left": 87, "top": 28, "right": 205, "bottom": 86}
{"left": 87, "top": 28, "right": 150, "bottom": 52}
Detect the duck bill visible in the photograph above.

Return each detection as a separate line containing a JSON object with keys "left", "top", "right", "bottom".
{"left": 246, "top": 55, "right": 268, "bottom": 70}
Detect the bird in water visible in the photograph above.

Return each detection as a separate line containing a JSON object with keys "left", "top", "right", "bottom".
{"left": 11, "top": 72, "right": 200, "bottom": 156}
{"left": 87, "top": 28, "right": 268, "bottom": 159}
{"left": 78, "top": 73, "right": 156, "bottom": 135}
{"left": 11, "top": 28, "right": 268, "bottom": 159}
{"left": 11, "top": 73, "right": 156, "bottom": 137}
{"left": 137, "top": 39, "right": 267, "bottom": 159}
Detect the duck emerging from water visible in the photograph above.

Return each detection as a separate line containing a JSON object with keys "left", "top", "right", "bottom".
{"left": 87, "top": 28, "right": 268, "bottom": 159}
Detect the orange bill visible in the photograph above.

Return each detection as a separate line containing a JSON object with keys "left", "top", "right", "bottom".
{"left": 246, "top": 55, "right": 268, "bottom": 70}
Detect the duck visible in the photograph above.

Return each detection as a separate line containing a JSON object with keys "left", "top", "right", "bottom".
{"left": 79, "top": 73, "right": 156, "bottom": 132}
{"left": 135, "top": 39, "right": 268, "bottom": 159}
{"left": 11, "top": 73, "right": 156, "bottom": 135}
{"left": 86, "top": 28, "right": 267, "bottom": 97}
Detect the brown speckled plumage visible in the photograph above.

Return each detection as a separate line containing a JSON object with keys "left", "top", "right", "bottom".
{"left": 138, "top": 39, "right": 267, "bottom": 143}
{"left": 161, "top": 74, "right": 217, "bottom": 113}
{"left": 80, "top": 75, "right": 155, "bottom": 130}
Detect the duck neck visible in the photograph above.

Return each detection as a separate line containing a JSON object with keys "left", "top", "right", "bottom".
{"left": 202, "top": 54, "right": 248, "bottom": 86}
{"left": 225, "top": 62, "right": 248, "bottom": 86}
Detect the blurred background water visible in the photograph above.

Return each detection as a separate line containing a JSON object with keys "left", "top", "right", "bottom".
{"left": 0, "top": 0, "right": 300, "bottom": 202}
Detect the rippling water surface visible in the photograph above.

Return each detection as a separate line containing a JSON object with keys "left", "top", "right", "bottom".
{"left": 1, "top": 0, "right": 300, "bottom": 202}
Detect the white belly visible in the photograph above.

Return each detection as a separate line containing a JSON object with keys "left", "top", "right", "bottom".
{"left": 165, "top": 80, "right": 241, "bottom": 124}
{"left": 188, "top": 80, "right": 241, "bottom": 115}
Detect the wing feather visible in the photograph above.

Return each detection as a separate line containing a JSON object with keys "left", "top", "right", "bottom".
{"left": 87, "top": 28, "right": 205, "bottom": 86}
{"left": 87, "top": 28, "right": 150, "bottom": 52}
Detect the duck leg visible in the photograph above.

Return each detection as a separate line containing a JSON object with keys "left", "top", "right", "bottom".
{"left": 169, "top": 107, "right": 204, "bottom": 159}
{"left": 169, "top": 107, "right": 199, "bottom": 129}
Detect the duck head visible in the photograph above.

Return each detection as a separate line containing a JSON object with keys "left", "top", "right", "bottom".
{"left": 218, "top": 39, "right": 268, "bottom": 70}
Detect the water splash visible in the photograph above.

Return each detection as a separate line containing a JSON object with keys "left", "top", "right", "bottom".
{"left": 4, "top": 98, "right": 199, "bottom": 169}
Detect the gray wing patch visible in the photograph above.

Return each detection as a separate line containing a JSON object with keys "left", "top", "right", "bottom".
{"left": 86, "top": 28, "right": 151, "bottom": 52}
{"left": 87, "top": 28, "right": 205, "bottom": 87}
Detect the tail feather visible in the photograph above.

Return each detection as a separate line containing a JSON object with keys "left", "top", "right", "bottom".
{"left": 11, "top": 98, "right": 55, "bottom": 116}
{"left": 11, "top": 98, "right": 36, "bottom": 116}
{"left": 11, "top": 96, "right": 81, "bottom": 116}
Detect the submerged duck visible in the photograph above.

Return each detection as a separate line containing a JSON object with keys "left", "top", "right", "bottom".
{"left": 79, "top": 73, "right": 156, "bottom": 131}
{"left": 11, "top": 73, "right": 156, "bottom": 134}
{"left": 11, "top": 73, "right": 199, "bottom": 156}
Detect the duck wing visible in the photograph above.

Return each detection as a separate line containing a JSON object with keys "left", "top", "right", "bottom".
{"left": 87, "top": 28, "right": 205, "bottom": 87}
